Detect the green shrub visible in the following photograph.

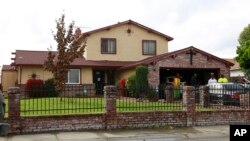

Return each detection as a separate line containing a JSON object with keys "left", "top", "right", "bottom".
{"left": 126, "top": 74, "right": 136, "bottom": 97}
{"left": 135, "top": 66, "right": 149, "bottom": 97}
{"left": 44, "top": 78, "right": 58, "bottom": 97}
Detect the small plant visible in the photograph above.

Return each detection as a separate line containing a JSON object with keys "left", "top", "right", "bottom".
{"left": 126, "top": 74, "right": 136, "bottom": 97}
{"left": 31, "top": 73, "right": 37, "bottom": 79}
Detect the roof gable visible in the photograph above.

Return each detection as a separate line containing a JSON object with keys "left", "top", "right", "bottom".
{"left": 119, "top": 46, "right": 234, "bottom": 70}
{"left": 82, "top": 20, "right": 174, "bottom": 41}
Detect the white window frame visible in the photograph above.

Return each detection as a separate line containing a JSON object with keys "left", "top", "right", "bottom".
{"left": 66, "top": 69, "right": 80, "bottom": 84}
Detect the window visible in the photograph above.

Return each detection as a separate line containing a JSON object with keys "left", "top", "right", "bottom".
{"left": 66, "top": 69, "right": 80, "bottom": 84}
{"left": 142, "top": 40, "right": 156, "bottom": 55}
{"left": 101, "top": 38, "right": 116, "bottom": 54}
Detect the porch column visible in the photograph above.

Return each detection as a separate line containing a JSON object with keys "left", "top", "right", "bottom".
{"left": 148, "top": 64, "right": 160, "bottom": 88}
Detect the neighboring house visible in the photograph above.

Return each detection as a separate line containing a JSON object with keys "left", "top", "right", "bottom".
{"left": 224, "top": 58, "right": 244, "bottom": 82}
{"left": 6, "top": 20, "right": 234, "bottom": 93}
{"left": 225, "top": 58, "right": 244, "bottom": 77}
{"left": 1, "top": 65, "right": 17, "bottom": 92}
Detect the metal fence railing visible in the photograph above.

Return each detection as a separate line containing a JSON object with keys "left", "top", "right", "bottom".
{"left": 196, "top": 83, "right": 250, "bottom": 110}
{"left": 3, "top": 84, "right": 250, "bottom": 117}
{"left": 20, "top": 85, "right": 104, "bottom": 116}
{"left": 116, "top": 87, "right": 184, "bottom": 112}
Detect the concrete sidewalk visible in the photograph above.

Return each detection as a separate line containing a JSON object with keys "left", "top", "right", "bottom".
{"left": 0, "top": 125, "right": 229, "bottom": 141}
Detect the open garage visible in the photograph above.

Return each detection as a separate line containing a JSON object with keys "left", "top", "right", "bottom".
{"left": 159, "top": 67, "right": 220, "bottom": 86}
{"left": 147, "top": 46, "right": 234, "bottom": 88}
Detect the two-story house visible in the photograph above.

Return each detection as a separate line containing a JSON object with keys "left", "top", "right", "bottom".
{"left": 3, "top": 20, "right": 234, "bottom": 93}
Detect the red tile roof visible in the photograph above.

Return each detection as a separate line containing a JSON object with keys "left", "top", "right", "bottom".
{"left": 12, "top": 50, "right": 135, "bottom": 67}
{"left": 12, "top": 50, "right": 58, "bottom": 66}
{"left": 2, "top": 65, "right": 15, "bottom": 71}
{"left": 81, "top": 20, "right": 174, "bottom": 41}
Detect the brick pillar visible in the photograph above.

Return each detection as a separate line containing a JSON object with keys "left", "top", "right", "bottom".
{"left": 240, "top": 91, "right": 250, "bottom": 108}
{"left": 199, "top": 86, "right": 210, "bottom": 108}
{"left": 8, "top": 87, "right": 21, "bottom": 133}
{"left": 183, "top": 86, "right": 195, "bottom": 127}
{"left": 104, "top": 85, "right": 117, "bottom": 129}
{"left": 165, "top": 85, "right": 173, "bottom": 102}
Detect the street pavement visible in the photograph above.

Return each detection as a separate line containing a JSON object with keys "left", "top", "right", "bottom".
{"left": 0, "top": 125, "right": 229, "bottom": 141}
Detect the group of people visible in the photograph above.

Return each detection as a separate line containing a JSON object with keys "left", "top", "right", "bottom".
{"left": 208, "top": 73, "right": 228, "bottom": 84}
{"left": 171, "top": 73, "right": 228, "bottom": 90}
{"left": 189, "top": 72, "right": 229, "bottom": 86}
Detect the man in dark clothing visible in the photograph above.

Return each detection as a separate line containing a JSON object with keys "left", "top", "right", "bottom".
{"left": 191, "top": 73, "right": 199, "bottom": 103}
{"left": 191, "top": 73, "right": 199, "bottom": 87}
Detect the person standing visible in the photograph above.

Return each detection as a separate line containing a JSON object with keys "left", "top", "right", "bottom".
{"left": 191, "top": 73, "right": 199, "bottom": 87}
{"left": 0, "top": 85, "right": 5, "bottom": 120}
{"left": 208, "top": 73, "right": 217, "bottom": 84}
{"left": 173, "top": 73, "right": 181, "bottom": 99}
{"left": 218, "top": 74, "right": 228, "bottom": 83}
{"left": 191, "top": 73, "right": 199, "bottom": 103}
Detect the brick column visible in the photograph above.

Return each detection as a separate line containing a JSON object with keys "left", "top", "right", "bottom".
{"left": 104, "top": 85, "right": 117, "bottom": 129}
{"left": 199, "top": 86, "right": 210, "bottom": 108}
{"left": 165, "top": 85, "right": 173, "bottom": 102}
{"left": 8, "top": 87, "right": 21, "bottom": 133}
{"left": 183, "top": 86, "right": 195, "bottom": 127}
{"left": 240, "top": 91, "right": 250, "bottom": 108}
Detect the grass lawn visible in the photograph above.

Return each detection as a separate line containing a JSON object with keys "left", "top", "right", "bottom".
{"left": 4, "top": 97, "right": 220, "bottom": 117}
{"left": 4, "top": 97, "right": 184, "bottom": 117}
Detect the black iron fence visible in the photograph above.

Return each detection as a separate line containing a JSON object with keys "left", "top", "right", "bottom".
{"left": 3, "top": 84, "right": 250, "bottom": 117}
{"left": 20, "top": 85, "right": 104, "bottom": 116}
{"left": 196, "top": 83, "right": 250, "bottom": 110}
{"left": 116, "top": 87, "right": 184, "bottom": 112}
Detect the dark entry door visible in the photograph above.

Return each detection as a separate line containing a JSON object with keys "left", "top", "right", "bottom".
{"left": 107, "top": 69, "right": 115, "bottom": 85}
{"left": 93, "top": 70, "right": 105, "bottom": 95}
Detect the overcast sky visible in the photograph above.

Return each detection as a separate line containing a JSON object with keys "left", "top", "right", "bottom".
{"left": 1, "top": 0, "right": 250, "bottom": 68}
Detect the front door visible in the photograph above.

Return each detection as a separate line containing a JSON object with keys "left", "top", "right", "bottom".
{"left": 93, "top": 70, "right": 105, "bottom": 95}
{"left": 107, "top": 69, "right": 115, "bottom": 85}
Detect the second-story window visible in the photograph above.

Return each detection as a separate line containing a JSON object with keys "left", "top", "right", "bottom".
{"left": 101, "top": 38, "right": 116, "bottom": 54}
{"left": 142, "top": 40, "right": 156, "bottom": 55}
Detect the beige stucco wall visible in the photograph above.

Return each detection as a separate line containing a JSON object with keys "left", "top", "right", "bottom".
{"left": 81, "top": 67, "right": 93, "bottom": 84}
{"left": 19, "top": 66, "right": 93, "bottom": 85}
{"left": 1, "top": 70, "right": 18, "bottom": 92}
{"left": 84, "top": 24, "right": 169, "bottom": 61}
{"left": 20, "top": 66, "right": 53, "bottom": 84}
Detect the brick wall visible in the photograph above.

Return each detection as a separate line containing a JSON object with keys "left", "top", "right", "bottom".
{"left": 19, "top": 114, "right": 104, "bottom": 133}
{"left": 195, "top": 110, "right": 250, "bottom": 126}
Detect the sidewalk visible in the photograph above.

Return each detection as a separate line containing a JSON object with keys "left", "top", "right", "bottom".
{"left": 0, "top": 125, "right": 229, "bottom": 141}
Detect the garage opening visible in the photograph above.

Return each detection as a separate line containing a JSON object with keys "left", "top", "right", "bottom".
{"left": 160, "top": 67, "right": 220, "bottom": 86}
{"left": 158, "top": 67, "right": 220, "bottom": 99}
